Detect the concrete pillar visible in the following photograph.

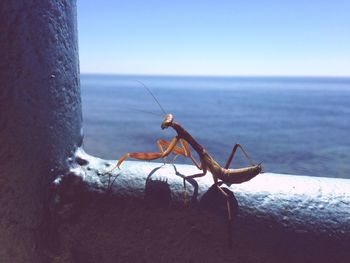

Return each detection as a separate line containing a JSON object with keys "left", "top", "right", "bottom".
{"left": 0, "top": 1, "right": 82, "bottom": 262}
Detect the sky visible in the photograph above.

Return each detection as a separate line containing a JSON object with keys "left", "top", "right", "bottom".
{"left": 77, "top": 0, "right": 350, "bottom": 77}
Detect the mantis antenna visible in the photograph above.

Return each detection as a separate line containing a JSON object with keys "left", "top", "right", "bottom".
{"left": 136, "top": 80, "right": 167, "bottom": 115}
{"left": 129, "top": 108, "right": 160, "bottom": 117}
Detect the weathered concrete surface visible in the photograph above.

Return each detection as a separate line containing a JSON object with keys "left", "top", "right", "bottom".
{"left": 0, "top": 1, "right": 82, "bottom": 262}
{"left": 52, "top": 149, "right": 350, "bottom": 263}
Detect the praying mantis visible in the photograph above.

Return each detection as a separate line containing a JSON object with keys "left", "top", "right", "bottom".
{"left": 104, "top": 83, "right": 263, "bottom": 222}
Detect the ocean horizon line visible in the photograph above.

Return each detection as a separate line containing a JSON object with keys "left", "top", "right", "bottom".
{"left": 80, "top": 72, "right": 350, "bottom": 80}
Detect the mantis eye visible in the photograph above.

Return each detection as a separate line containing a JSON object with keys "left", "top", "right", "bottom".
{"left": 161, "top": 114, "right": 174, "bottom": 129}
{"left": 164, "top": 113, "right": 173, "bottom": 124}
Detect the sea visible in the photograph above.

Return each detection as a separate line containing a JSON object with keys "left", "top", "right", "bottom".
{"left": 81, "top": 74, "right": 350, "bottom": 179}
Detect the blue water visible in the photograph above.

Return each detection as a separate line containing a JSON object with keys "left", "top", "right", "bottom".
{"left": 81, "top": 74, "right": 350, "bottom": 179}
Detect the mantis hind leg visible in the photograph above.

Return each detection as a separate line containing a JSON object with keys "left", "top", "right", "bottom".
{"left": 224, "top": 143, "right": 255, "bottom": 169}
{"left": 216, "top": 184, "right": 233, "bottom": 221}
{"left": 180, "top": 166, "right": 207, "bottom": 204}
{"left": 216, "top": 183, "right": 235, "bottom": 247}
{"left": 102, "top": 152, "right": 164, "bottom": 176}
{"left": 103, "top": 137, "right": 179, "bottom": 175}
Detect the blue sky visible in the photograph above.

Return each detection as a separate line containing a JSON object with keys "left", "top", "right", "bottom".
{"left": 77, "top": 0, "right": 350, "bottom": 77}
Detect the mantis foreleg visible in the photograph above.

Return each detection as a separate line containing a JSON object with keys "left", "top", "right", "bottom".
{"left": 158, "top": 139, "right": 202, "bottom": 169}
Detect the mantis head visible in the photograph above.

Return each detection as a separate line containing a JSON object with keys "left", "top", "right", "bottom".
{"left": 161, "top": 113, "right": 174, "bottom": 129}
